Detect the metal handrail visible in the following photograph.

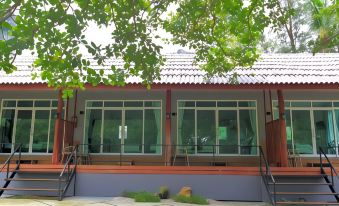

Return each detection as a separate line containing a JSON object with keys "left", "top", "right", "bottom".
{"left": 58, "top": 145, "right": 77, "bottom": 201}
{"left": 259, "top": 146, "right": 276, "bottom": 205}
{"left": 78, "top": 143, "right": 259, "bottom": 166}
{"left": 0, "top": 144, "right": 22, "bottom": 179}
{"left": 319, "top": 147, "right": 338, "bottom": 187}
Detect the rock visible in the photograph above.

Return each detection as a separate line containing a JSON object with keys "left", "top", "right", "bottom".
{"left": 178, "top": 186, "right": 192, "bottom": 197}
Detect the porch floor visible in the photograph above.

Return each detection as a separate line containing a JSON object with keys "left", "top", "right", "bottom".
{"left": 1, "top": 164, "right": 333, "bottom": 176}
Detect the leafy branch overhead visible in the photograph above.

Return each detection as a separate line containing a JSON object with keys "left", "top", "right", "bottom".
{"left": 0, "top": 0, "right": 337, "bottom": 97}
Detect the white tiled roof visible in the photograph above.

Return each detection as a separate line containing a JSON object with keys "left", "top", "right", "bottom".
{"left": 1, "top": 53, "right": 338, "bottom": 85}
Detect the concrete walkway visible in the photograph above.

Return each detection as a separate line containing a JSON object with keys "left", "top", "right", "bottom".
{"left": 0, "top": 196, "right": 271, "bottom": 206}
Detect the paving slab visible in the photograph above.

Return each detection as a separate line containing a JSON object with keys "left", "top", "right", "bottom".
{"left": 0, "top": 196, "right": 271, "bottom": 206}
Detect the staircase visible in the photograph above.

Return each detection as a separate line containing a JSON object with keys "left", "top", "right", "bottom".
{"left": 0, "top": 144, "right": 77, "bottom": 200}
{"left": 260, "top": 147, "right": 339, "bottom": 205}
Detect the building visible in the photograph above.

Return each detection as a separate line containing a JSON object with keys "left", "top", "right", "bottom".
{"left": 1, "top": 53, "right": 339, "bottom": 205}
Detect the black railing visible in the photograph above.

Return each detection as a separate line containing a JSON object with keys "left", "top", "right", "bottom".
{"left": 259, "top": 146, "right": 276, "bottom": 205}
{"left": 0, "top": 144, "right": 22, "bottom": 196}
{"left": 0, "top": 144, "right": 22, "bottom": 178}
{"left": 319, "top": 147, "right": 338, "bottom": 187}
{"left": 58, "top": 145, "right": 77, "bottom": 201}
{"left": 77, "top": 144, "right": 259, "bottom": 166}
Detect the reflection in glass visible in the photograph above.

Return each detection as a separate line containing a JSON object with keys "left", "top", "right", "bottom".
{"left": 239, "top": 110, "right": 257, "bottom": 155}
{"left": 144, "top": 109, "right": 161, "bottom": 154}
{"left": 0, "top": 109, "right": 15, "bottom": 153}
{"left": 177, "top": 109, "right": 195, "bottom": 154}
{"left": 32, "top": 110, "right": 50, "bottom": 152}
{"left": 218, "top": 110, "right": 238, "bottom": 154}
{"left": 85, "top": 109, "right": 102, "bottom": 153}
{"left": 292, "top": 110, "right": 313, "bottom": 154}
{"left": 124, "top": 110, "right": 143, "bottom": 153}
{"left": 314, "top": 110, "right": 335, "bottom": 154}
{"left": 103, "top": 110, "right": 122, "bottom": 153}
{"left": 15, "top": 110, "right": 32, "bottom": 152}
{"left": 197, "top": 110, "right": 216, "bottom": 154}
{"left": 48, "top": 110, "right": 57, "bottom": 153}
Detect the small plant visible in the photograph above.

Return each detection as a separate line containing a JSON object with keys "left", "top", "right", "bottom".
{"left": 134, "top": 192, "right": 161, "bottom": 202}
{"left": 173, "top": 194, "right": 209, "bottom": 205}
{"left": 122, "top": 191, "right": 139, "bottom": 198}
{"left": 158, "top": 186, "right": 169, "bottom": 199}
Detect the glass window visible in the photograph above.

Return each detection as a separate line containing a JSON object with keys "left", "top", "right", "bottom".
{"left": 124, "top": 110, "right": 143, "bottom": 153}
{"left": 0, "top": 109, "right": 15, "bottom": 153}
{"left": 85, "top": 109, "right": 102, "bottom": 153}
{"left": 291, "top": 101, "right": 311, "bottom": 107}
{"left": 3, "top": 100, "right": 16, "bottom": 107}
{"left": 217, "top": 101, "right": 237, "bottom": 107}
{"left": 314, "top": 110, "right": 335, "bottom": 154}
{"left": 84, "top": 100, "right": 162, "bottom": 154}
{"left": 177, "top": 109, "right": 195, "bottom": 154}
{"left": 87, "top": 101, "right": 103, "bottom": 107}
{"left": 48, "top": 109, "right": 57, "bottom": 153}
{"left": 238, "top": 101, "right": 256, "bottom": 107}
{"left": 312, "top": 102, "right": 332, "bottom": 107}
{"left": 15, "top": 110, "right": 33, "bottom": 152}
{"left": 177, "top": 100, "right": 258, "bottom": 156}
{"left": 52, "top": 100, "right": 58, "bottom": 107}
{"left": 17, "top": 101, "right": 33, "bottom": 107}
{"left": 34, "top": 101, "right": 51, "bottom": 107}
{"left": 32, "top": 110, "right": 50, "bottom": 152}
{"left": 104, "top": 101, "right": 123, "bottom": 107}
{"left": 197, "top": 110, "right": 216, "bottom": 154}
{"left": 144, "top": 101, "right": 161, "bottom": 107}
{"left": 239, "top": 110, "right": 257, "bottom": 155}
{"left": 292, "top": 110, "right": 313, "bottom": 154}
{"left": 218, "top": 110, "right": 238, "bottom": 154}
{"left": 124, "top": 101, "right": 143, "bottom": 107}
{"left": 103, "top": 110, "right": 122, "bottom": 153}
{"left": 144, "top": 109, "right": 161, "bottom": 154}
{"left": 178, "top": 101, "right": 195, "bottom": 107}
{"left": 196, "top": 101, "right": 216, "bottom": 107}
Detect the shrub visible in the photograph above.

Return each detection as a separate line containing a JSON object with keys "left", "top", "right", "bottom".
{"left": 173, "top": 194, "right": 209, "bottom": 205}
{"left": 122, "top": 191, "right": 139, "bottom": 198}
{"left": 134, "top": 192, "right": 161, "bottom": 202}
{"left": 159, "top": 186, "right": 169, "bottom": 199}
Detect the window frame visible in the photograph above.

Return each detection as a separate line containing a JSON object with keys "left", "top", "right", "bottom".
{"left": 0, "top": 99, "right": 59, "bottom": 154}
{"left": 177, "top": 100, "right": 259, "bottom": 156}
{"left": 272, "top": 100, "right": 339, "bottom": 157}
{"left": 83, "top": 100, "right": 163, "bottom": 155}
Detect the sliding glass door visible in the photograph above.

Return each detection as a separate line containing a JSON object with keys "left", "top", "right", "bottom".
{"left": 84, "top": 100, "right": 162, "bottom": 154}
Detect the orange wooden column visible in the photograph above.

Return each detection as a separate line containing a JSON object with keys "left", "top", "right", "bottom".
{"left": 165, "top": 89, "right": 172, "bottom": 166}
{"left": 52, "top": 90, "right": 64, "bottom": 164}
{"left": 277, "top": 90, "right": 288, "bottom": 167}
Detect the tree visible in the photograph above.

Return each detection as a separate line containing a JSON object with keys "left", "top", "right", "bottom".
{"left": 261, "top": 0, "right": 314, "bottom": 53}
{"left": 309, "top": 0, "right": 339, "bottom": 53}
{"left": 261, "top": 0, "right": 338, "bottom": 53}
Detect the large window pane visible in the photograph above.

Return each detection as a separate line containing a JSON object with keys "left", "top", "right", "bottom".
{"left": 48, "top": 109, "right": 57, "bottom": 153}
{"left": 177, "top": 109, "right": 195, "bottom": 154}
{"left": 144, "top": 109, "right": 161, "bottom": 154}
{"left": 0, "top": 109, "right": 15, "bottom": 153}
{"left": 85, "top": 109, "right": 102, "bottom": 153}
{"left": 15, "top": 110, "right": 32, "bottom": 152}
{"left": 32, "top": 110, "right": 50, "bottom": 152}
{"left": 218, "top": 110, "right": 238, "bottom": 154}
{"left": 103, "top": 110, "right": 122, "bottom": 153}
{"left": 197, "top": 110, "right": 216, "bottom": 154}
{"left": 239, "top": 110, "right": 257, "bottom": 155}
{"left": 314, "top": 110, "right": 335, "bottom": 154}
{"left": 292, "top": 110, "right": 313, "bottom": 154}
{"left": 124, "top": 110, "right": 143, "bottom": 153}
